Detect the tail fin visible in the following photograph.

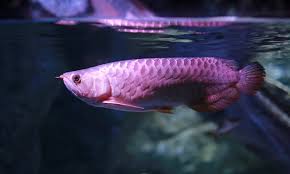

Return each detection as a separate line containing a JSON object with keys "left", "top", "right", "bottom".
{"left": 237, "top": 62, "right": 266, "bottom": 95}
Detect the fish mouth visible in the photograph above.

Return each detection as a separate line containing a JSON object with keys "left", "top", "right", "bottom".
{"left": 59, "top": 74, "right": 87, "bottom": 97}
{"left": 55, "top": 75, "right": 64, "bottom": 79}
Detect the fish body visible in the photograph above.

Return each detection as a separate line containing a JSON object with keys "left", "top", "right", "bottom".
{"left": 97, "top": 19, "right": 230, "bottom": 28}
{"left": 59, "top": 57, "right": 265, "bottom": 113}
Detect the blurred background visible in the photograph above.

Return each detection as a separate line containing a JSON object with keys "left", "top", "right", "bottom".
{"left": 0, "top": 1, "right": 290, "bottom": 174}
{"left": 2, "top": 0, "right": 290, "bottom": 18}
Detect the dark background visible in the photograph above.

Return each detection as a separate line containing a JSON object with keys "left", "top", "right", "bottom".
{"left": 0, "top": 1, "right": 290, "bottom": 174}
{"left": 1, "top": 0, "right": 290, "bottom": 18}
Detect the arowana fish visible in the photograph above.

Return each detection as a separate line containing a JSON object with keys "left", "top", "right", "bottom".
{"left": 58, "top": 57, "right": 265, "bottom": 113}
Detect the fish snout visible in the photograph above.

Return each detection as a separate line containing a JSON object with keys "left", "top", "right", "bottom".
{"left": 56, "top": 75, "right": 64, "bottom": 80}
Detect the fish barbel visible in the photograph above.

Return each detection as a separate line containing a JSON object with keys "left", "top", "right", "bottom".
{"left": 58, "top": 57, "right": 265, "bottom": 113}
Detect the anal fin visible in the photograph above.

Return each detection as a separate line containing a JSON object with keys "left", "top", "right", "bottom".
{"left": 190, "top": 87, "right": 240, "bottom": 112}
{"left": 155, "top": 107, "right": 173, "bottom": 114}
{"left": 190, "top": 104, "right": 213, "bottom": 112}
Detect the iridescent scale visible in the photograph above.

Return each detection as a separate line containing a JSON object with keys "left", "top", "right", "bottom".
{"left": 104, "top": 57, "right": 239, "bottom": 102}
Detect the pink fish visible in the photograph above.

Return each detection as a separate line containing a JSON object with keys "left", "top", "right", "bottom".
{"left": 58, "top": 57, "right": 265, "bottom": 113}
{"left": 97, "top": 19, "right": 231, "bottom": 28}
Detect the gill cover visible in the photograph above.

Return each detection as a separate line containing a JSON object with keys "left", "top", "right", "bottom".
{"left": 92, "top": 76, "right": 112, "bottom": 101}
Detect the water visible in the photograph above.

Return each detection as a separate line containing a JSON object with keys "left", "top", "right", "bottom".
{"left": 0, "top": 18, "right": 289, "bottom": 174}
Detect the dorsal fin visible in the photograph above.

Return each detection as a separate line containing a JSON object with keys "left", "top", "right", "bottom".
{"left": 220, "top": 59, "right": 238, "bottom": 70}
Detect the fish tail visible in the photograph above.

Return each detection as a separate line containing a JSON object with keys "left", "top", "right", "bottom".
{"left": 237, "top": 62, "right": 266, "bottom": 95}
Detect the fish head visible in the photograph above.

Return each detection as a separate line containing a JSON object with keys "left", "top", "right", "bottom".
{"left": 58, "top": 70, "right": 111, "bottom": 105}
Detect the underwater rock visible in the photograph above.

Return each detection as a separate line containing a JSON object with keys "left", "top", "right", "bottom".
{"left": 223, "top": 81, "right": 290, "bottom": 171}
{"left": 107, "top": 107, "right": 266, "bottom": 174}
{"left": 224, "top": 42, "right": 290, "bottom": 168}
{"left": 256, "top": 55, "right": 290, "bottom": 87}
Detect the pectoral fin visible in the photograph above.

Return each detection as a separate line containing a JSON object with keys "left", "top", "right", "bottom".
{"left": 102, "top": 98, "right": 144, "bottom": 111}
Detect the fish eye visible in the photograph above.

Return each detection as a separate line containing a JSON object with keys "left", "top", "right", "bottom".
{"left": 72, "top": 74, "right": 81, "bottom": 85}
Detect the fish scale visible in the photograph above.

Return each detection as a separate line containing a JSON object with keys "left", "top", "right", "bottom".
{"left": 60, "top": 57, "right": 265, "bottom": 112}
{"left": 108, "top": 58, "right": 240, "bottom": 102}
{"left": 98, "top": 19, "right": 231, "bottom": 28}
